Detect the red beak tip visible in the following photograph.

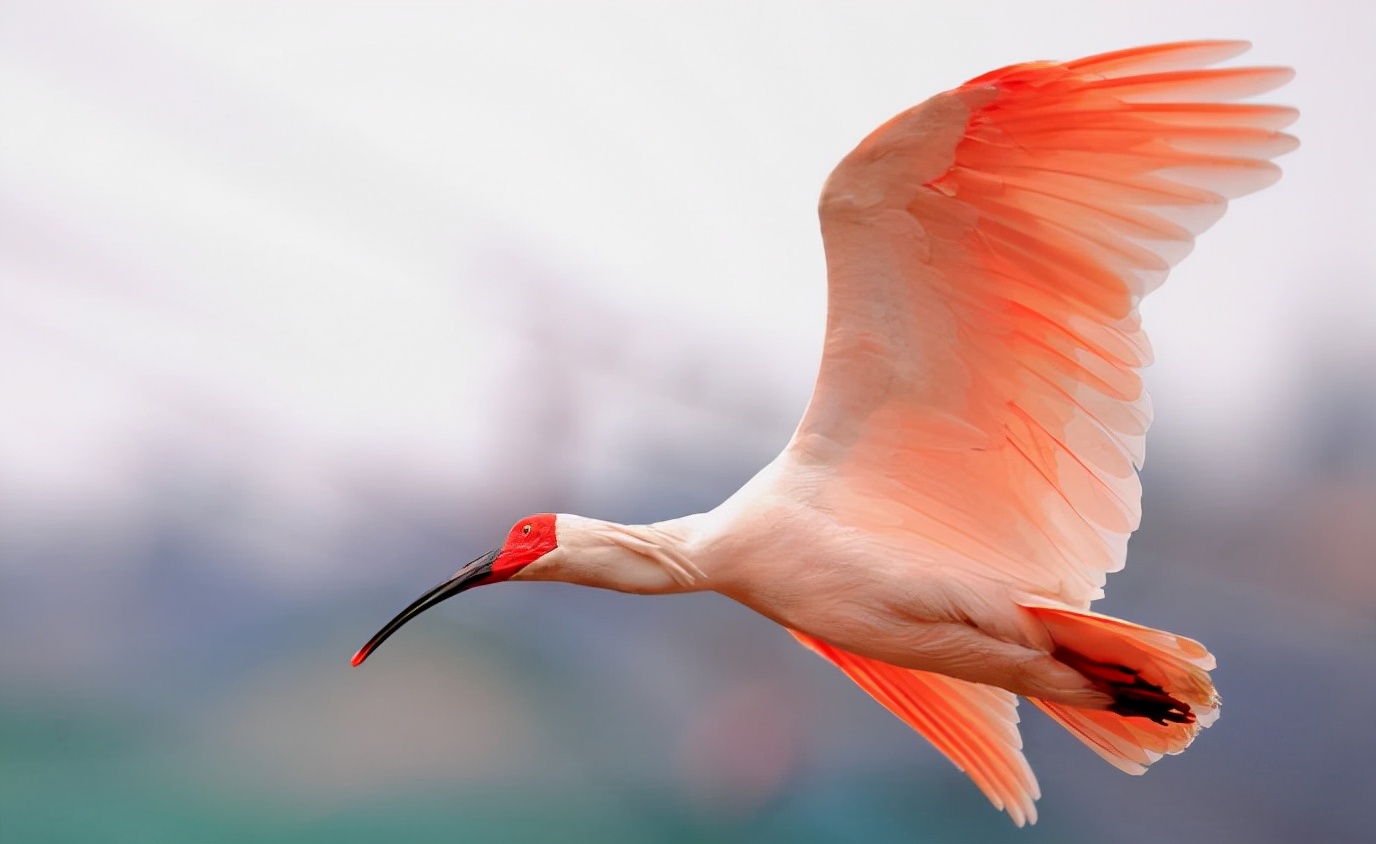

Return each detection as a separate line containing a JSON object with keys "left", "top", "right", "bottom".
{"left": 350, "top": 648, "right": 368, "bottom": 667}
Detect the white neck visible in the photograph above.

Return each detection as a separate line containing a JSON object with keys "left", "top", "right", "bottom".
{"left": 511, "top": 513, "right": 710, "bottom": 595}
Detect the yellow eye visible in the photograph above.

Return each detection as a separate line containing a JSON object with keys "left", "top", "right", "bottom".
{"left": 522, "top": 524, "right": 532, "bottom": 536}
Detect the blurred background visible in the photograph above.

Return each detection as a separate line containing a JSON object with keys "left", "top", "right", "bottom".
{"left": 2, "top": 2, "right": 1373, "bottom": 842}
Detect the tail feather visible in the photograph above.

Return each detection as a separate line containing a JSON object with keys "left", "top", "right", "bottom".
{"left": 1022, "top": 602, "right": 1219, "bottom": 773}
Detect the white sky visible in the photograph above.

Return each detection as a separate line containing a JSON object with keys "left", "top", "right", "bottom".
{"left": 1, "top": 1, "right": 1373, "bottom": 523}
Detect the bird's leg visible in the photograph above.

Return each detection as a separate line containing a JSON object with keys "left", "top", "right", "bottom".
{"left": 1052, "top": 646, "right": 1194, "bottom": 726}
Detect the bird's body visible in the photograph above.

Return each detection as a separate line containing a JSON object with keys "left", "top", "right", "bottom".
{"left": 354, "top": 41, "right": 1296, "bottom": 825}
{"left": 523, "top": 448, "right": 1134, "bottom": 708}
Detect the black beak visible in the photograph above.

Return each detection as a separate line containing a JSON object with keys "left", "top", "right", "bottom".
{"left": 350, "top": 548, "right": 501, "bottom": 667}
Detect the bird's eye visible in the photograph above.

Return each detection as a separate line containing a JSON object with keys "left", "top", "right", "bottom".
{"left": 522, "top": 524, "right": 532, "bottom": 536}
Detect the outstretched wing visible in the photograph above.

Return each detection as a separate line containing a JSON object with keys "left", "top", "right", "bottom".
{"left": 792, "top": 41, "right": 1295, "bottom": 607}
{"left": 790, "top": 630, "right": 1040, "bottom": 826}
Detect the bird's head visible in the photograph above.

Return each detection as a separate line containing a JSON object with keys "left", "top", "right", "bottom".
{"left": 352, "top": 513, "right": 705, "bottom": 666}
{"left": 350, "top": 513, "right": 558, "bottom": 667}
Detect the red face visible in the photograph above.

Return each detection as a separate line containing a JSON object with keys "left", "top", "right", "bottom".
{"left": 350, "top": 513, "right": 560, "bottom": 667}
{"left": 490, "top": 513, "right": 559, "bottom": 582}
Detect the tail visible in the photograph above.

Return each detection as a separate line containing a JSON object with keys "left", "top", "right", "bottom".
{"left": 1022, "top": 603, "right": 1219, "bottom": 775}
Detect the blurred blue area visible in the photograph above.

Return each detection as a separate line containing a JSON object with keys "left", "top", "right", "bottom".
{"left": 3, "top": 3, "right": 1375, "bottom": 843}
{"left": 3, "top": 423, "right": 1374, "bottom": 843}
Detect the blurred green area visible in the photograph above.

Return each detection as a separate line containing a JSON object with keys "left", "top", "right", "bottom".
{"left": 2, "top": 389, "right": 1373, "bottom": 843}
{"left": 0, "top": 675, "right": 1033, "bottom": 844}
{"left": 3, "top": 543, "right": 1372, "bottom": 844}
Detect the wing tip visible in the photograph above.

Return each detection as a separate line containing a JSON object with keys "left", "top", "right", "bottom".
{"left": 1065, "top": 39, "right": 1254, "bottom": 77}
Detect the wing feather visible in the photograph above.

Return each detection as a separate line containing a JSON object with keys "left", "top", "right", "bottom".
{"left": 795, "top": 41, "right": 1295, "bottom": 607}
{"left": 789, "top": 630, "right": 1040, "bottom": 826}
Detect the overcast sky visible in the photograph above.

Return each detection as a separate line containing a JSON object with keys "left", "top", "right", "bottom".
{"left": 2, "top": 1, "right": 1372, "bottom": 522}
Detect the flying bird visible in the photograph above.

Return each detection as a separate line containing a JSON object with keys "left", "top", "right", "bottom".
{"left": 352, "top": 41, "right": 1296, "bottom": 825}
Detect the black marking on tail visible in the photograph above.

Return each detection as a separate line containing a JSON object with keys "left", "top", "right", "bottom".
{"left": 1054, "top": 646, "right": 1195, "bottom": 726}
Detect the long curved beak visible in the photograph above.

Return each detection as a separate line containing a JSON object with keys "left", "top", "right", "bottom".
{"left": 350, "top": 548, "right": 500, "bottom": 667}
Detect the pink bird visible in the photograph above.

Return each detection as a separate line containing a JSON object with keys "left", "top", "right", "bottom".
{"left": 353, "top": 41, "right": 1296, "bottom": 825}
